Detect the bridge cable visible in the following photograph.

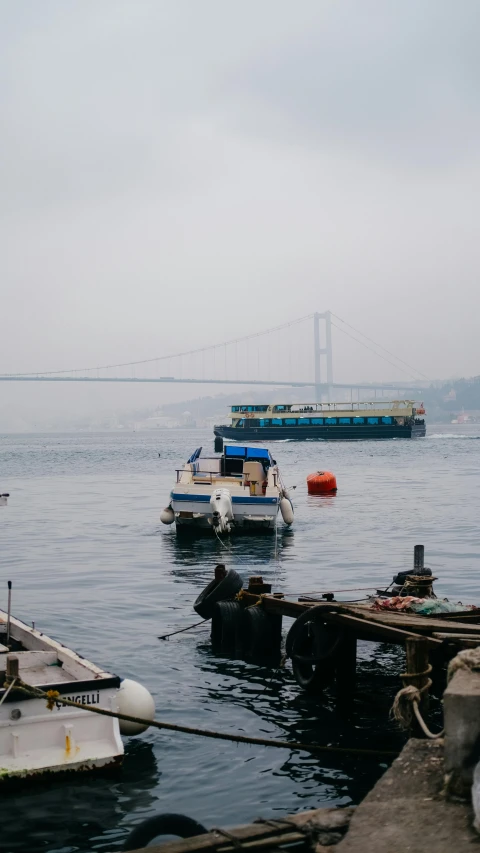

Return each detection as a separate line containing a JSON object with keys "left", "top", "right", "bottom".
{"left": 330, "top": 322, "right": 423, "bottom": 382}
{"left": 0, "top": 314, "right": 313, "bottom": 378}
{"left": 331, "top": 313, "right": 429, "bottom": 381}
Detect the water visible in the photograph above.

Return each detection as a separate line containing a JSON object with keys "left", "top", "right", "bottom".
{"left": 1, "top": 426, "right": 480, "bottom": 852}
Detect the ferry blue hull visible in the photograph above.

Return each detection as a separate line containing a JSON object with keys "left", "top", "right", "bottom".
{"left": 214, "top": 423, "right": 426, "bottom": 441}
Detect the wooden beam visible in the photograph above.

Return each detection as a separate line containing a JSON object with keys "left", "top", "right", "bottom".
{"left": 345, "top": 606, "right": 480, "bottom": 636}
{"left": 130, "top": 808, "right": 355, "bottom": 853}
{"left": 327, "top": 613, "right": 442, "bottom": 647}
{"left": 432, "top": 633, "right": 480, "bottom": 648}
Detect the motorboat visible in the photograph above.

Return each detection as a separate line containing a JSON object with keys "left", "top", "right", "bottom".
{"left": 160, "top": 445, "right": 294, "bottom": 534}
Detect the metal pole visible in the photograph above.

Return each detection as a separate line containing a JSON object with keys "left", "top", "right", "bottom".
{"left": 6, "top": 581, "right": 12, "bottom": 646}
{"left": 325, "top": 310, "right": 333, "bottom": 386}
{"left": 313, "top": 313, "right": 321, "bottom": 402}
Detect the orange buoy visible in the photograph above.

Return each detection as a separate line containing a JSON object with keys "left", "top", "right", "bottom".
{"left": 307, "top": 471, "right": 337, "bottom": 495}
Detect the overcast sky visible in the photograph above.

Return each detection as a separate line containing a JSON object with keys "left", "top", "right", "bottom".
{"left": 1, "top": 0, "right": 480, "bottom": 421}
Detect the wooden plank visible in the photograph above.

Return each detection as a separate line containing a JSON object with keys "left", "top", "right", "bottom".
{"left": 328, "top": 613, "right": 442, "bottom": 647}
{"left": 433, "top": 632, "right": 480, "bottom": 640}
{"left": 433, "top": 633, "right": 480, "bottom": 648}
{"left": 240, "top": 591, "right": 312, "bottom": 618}
{"left": 427, "top": 610, "right": 480, "bottom": 623}
{"left": 345, "top": 606, "right": 480, "bottom": 635}
{"left": 133, "top": 808, "right": 354, "bottom": 853}
{"left": 240, "top": 594, "right": 480, "bottom": 639}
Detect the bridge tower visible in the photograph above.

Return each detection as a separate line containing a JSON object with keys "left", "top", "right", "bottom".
{"left": 313, "top": 311, "right": 333, "bottom": 402}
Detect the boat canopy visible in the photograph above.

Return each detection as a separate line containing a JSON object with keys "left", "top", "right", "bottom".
{"left": 224, "top": 445, "right": 272, "bottom": 463}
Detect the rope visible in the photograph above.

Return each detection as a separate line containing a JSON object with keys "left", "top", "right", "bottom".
{"left": 447, "top": 647, "right": 480, "bottom": 682}
{"left": 0, "top": 676, "right": 16, "bottom": 706}
{"left": 390, "top": 670, "right": 443, "bottom": 739}
{"left": 7, "top": 679, "right": 398, "bottom": 758}
{"left": 396, "top": 647, "right": 480, "bottom": 741}
{"left": 158, "top": 619, "right": 208, "bottom": 641}
{"left": 285, "top": 586, "right": 384, "bottom": 596}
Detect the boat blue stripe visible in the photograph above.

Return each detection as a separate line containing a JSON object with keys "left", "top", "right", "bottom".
{"left": 171, "top": 493, "right": 278, "bottom": 504}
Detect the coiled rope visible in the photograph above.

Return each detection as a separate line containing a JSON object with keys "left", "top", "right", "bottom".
{"left": 5, "top": 677, "right": 397, "bottom": 758}
{"left": 390, "top": 664, "right": 443, "bottom": 739}
{"left": 392, "top": 648, "right": 480, "bottom": 739}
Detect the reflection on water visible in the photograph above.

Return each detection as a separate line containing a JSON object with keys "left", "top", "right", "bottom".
{"left": 0, "top": 427, "right": 478, "bottom": 852}
{"left": 2, "top": 742, "right": 159, "bottom": 852}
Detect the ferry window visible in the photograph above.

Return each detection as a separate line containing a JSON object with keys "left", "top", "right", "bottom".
{"left": 285, "top": 418, "right": 297, "bottom": 425}
{"left": 325, "top": 417, "right": 337, "bottom": 425}
{"left": 272, "top": 418, "right": 282, "bottom": 426}
{"left": 368, "top": 417, "right": 379, "bottom": 425}
{"left": 238, "top": 419, "right": 245, "bottom": 426}
{"left": 353, "top": 417, "right": 364, "bottom": 424}
{"left": 311, "top": 417, "right": 323, "bottom": 425}
{"left": 382, "top": 417, "right": 392, "bottom": 424}
{"left": 298, "top": 418, "right": 310, "bottom": 425}
{"left": 259, "top": 419, "right": 270, "bottom": 427}
{"left": 232, "top": 406, "right": 239, "bottom": 412}
{"left": 275, "top": 406, "right": 285, "bottom": 411}
{"left": 247, "top": 406, "right": 253, "bottom": 412}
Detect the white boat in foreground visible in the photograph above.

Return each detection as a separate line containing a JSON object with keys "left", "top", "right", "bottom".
{"left": 160, "top": 444, "right": 294, "bottom": 534}
{"left": 0, "top": 609, "right": 154, "bottom": 782}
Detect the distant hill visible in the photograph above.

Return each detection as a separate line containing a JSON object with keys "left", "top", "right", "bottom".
{"left": 422, "top": 376, "right": 480, "bottom": 421}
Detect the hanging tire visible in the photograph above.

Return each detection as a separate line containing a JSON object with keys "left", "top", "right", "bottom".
{"left": 286, "top": 606, "right": 344, "bottom": 693}
{"left": 194, "top": 569, "right": 243, "bottom": 619}
{"left": 239, "top": 606, "right": 282, "bottom": 660}
{"left": 211, "top": 600, "right": 242, "bottom": 654}
{"left": 123, "top": 813, "right": 208, "bottom": 851}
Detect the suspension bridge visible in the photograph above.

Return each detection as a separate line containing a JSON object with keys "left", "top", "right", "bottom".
{"left": 0, "top": 312, "right": 428, "bottom": 401}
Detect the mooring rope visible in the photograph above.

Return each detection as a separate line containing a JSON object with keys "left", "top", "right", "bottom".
{"left": 158, "top": 619, "right": 208, "bottom": 641}
{"left": 390, "top": 664, "right": 444, "bottom": 740}
{"left": 6, "top": 678, "right": 398, "bottom": 758}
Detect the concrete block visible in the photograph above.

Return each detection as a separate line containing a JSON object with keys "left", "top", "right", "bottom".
{"left": 444, "top": 668, "right": 480, "bottom": 795}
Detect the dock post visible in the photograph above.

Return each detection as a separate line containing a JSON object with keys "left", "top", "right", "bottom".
{"left": 336, "top": 633, "right": 357, "bottom": 705}
{"left": 404, "top": 636, "right": 430, "bottom": 736}
{"left": 6, "top": 654, "right": 19, "bottom": 681}
{"left": 414, "top": 544, "right": 425, "bottom": 571}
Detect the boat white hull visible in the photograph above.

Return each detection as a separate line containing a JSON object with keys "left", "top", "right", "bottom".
{"left": 0, "top": 687, "right": 123, "bottom": 782}
{"left": 171, "top": 494, "right": 279, "bottom": 531}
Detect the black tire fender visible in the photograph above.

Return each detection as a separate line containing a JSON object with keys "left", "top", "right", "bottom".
{"left": 123, "top": 813, "right": 208, "bottom": 851}
{"left": 239, "top": 606, "right": 282, "bottom": 659}
{"left": 285, "top": 604, "right": 342, "bottom": 659}
{"left": 286, "top": 605, "right": 344, "bottom": 693}
{"left": 194, "top": 569, "right": 243, "bottom": 619}
{"left": 211, "top": 600, "right": 242, "bottom": 653}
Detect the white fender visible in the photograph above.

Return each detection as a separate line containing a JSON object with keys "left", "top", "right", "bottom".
{"left": 210, "top": 488, "right": 234, "bottom": 533}
{"left": 116, "top": 679, "right": 155, "bottom": 735}
{"left": 160, "top": 505, "right": 175, "bottom": 525}
{"left": 280, "top": 496, "right": 294, "bottom": 525}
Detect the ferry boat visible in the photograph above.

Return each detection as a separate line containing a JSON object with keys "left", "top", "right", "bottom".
{"left": 0, "top": 607, "right": 155, "bottom": 781}
{"left": 160, "top": 445, "right": 294, "bottom": 534}
{"left": 214, "top": 401, "right": 426, "bottom": 441}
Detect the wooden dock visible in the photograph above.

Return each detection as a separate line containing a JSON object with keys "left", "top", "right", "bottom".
{"left": 207, "top": 565, "right": 480, "bottom": 700}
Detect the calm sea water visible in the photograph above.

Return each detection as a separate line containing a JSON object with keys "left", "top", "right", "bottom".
{"left": 1, "top": 426, "right": 480, "bottom": 852}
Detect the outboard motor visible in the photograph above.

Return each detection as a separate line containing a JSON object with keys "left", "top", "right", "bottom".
{"left": 210, "top": 488, "right": 233, "bottom": 533}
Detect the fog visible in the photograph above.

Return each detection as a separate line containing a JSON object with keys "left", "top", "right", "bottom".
{"left": 1, "top": 1, "right": 479, "bottom": 426}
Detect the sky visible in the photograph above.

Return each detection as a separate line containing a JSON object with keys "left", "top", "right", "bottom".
{"left": 1, "top": 0, "right": 480, "bottom": 425}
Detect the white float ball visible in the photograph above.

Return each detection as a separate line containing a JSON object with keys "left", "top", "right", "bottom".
{"left": 160, "top": 506, "right": 175, "bottom": 524}
{"left": 117, "top": 679, "right": 155, "bottom": 736}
